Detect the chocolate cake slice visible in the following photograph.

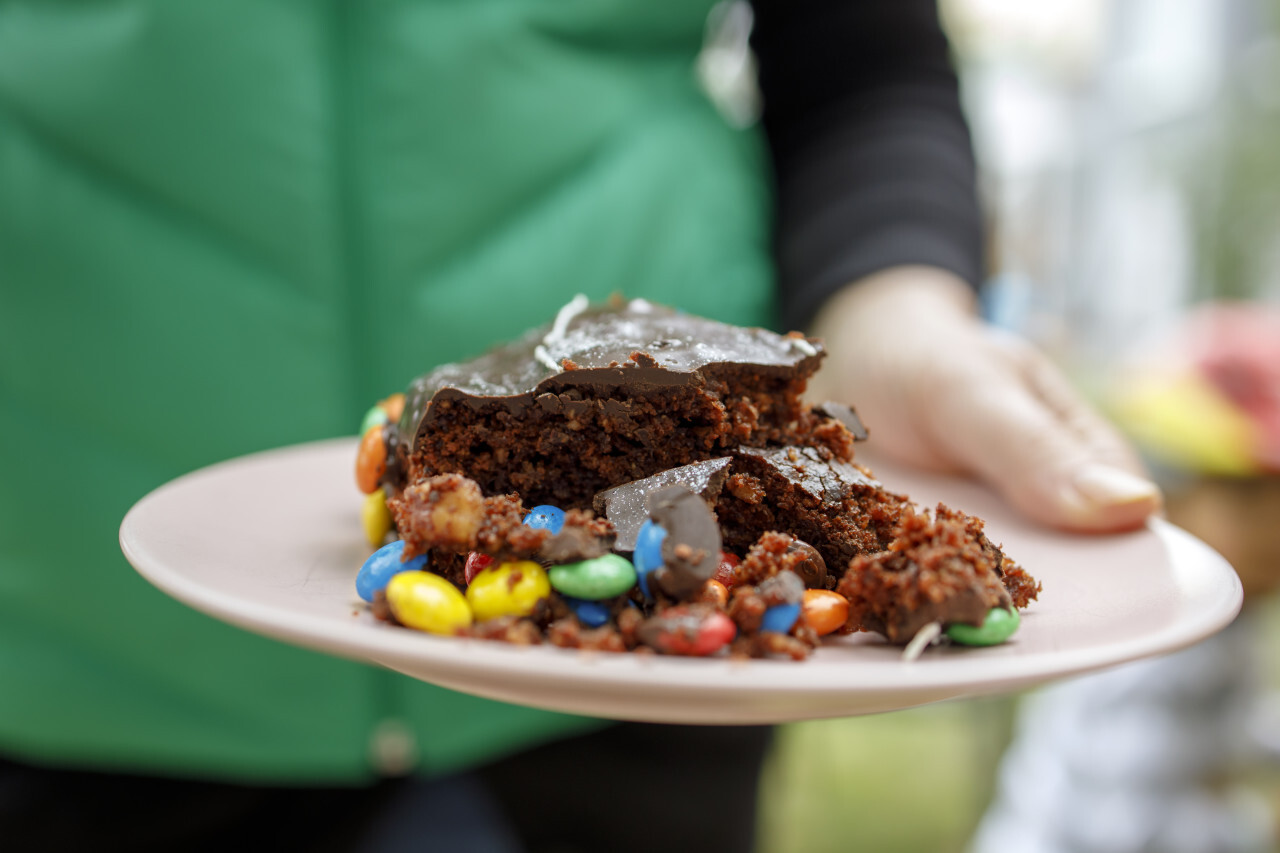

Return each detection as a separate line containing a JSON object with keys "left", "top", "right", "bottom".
{"left": 837, "top": 504, "right": 1039, "bottom": 643}
{"left": 362, "top": 297, "right": 1040, "bottom": 656}
{"left": 714, "top": 446, "right": 909, "bottom": 581}
{"left": 390, "top": 297, "right": 836, "bottom": 508}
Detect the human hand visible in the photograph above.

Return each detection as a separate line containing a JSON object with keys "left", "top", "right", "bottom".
{"left": 807, "top": 266, "right": 1162, "bottom": 532}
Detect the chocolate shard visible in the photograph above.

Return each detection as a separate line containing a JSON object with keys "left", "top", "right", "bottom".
{"left": 646, "top": 485, "right": 722, "bottom": 601}
{"left": 813, "top": 401, "right": 869, "bottom": 441}
{"left": 593, "top": 458, "right": 733, "bottom": 550}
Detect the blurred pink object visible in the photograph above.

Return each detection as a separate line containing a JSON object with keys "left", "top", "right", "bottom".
{"left": 1184, "top": 304, "right": 1280, "bottom": 470}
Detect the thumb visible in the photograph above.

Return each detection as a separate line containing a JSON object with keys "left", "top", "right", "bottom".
{"left": 928, "top": 331, "right": 1162, "bottom": 532}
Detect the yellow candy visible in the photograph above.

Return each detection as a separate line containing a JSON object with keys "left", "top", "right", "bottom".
{"left": 1112, "top": 373, "right": 1258, "bottom": 476}
{"left": 466, "top": 561, "right": 551, "bottom": 622}
{"left": 386, "top": 571, "right": 473, "bottom": 635}
{"left": 362, "top": 488, "right": 393, "bottom": 547}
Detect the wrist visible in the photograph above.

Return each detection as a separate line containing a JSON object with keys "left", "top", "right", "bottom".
{"left": 808, "top": 266, "right": 979, "bottom": 342}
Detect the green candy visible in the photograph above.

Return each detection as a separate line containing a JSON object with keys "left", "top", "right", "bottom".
{"left": 548, "top": 554, "right": 637, "bottom": 600}
{"left": 359, "top": 404, "right": 390, "bottom": 435}
{"left": 946, "top": 607, "right": 1021, "bottom": 646}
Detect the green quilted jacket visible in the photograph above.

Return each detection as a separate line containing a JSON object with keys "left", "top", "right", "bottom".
{"left": 0, "top": 0, "right": 773, "bottom": 781}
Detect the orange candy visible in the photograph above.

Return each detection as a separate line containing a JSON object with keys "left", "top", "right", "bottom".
{"left": 380, "top": 392, "right": 405, "bottom": 424}
{"left": 355, "top": 425, "right": 387, "bottom": 494}
{"left": 700, "top": 578, "right": 729, "bottom": 608}
{"left": 802, "top": 589, "right": 849, "bottom": 636}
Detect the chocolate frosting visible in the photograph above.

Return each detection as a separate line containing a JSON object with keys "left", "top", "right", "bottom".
{"left": 399, "top": 298, "right": 824, "bottom": 441}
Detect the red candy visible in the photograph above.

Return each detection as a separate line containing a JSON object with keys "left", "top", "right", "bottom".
{"left": 639, "top": 605, "right": 737, "bottom": 656}
{"left": 464, "top": 552, "right": 494, "bottom": 585}
{"left": 713, "top": 552, "right": 741, "bottom": 588}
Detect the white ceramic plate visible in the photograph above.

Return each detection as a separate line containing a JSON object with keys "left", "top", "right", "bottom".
{"left": 120, "top": 438, "right": 1242, "bottom": 724}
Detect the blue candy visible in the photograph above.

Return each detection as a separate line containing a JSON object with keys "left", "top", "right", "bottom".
{"left": 522, "top": 504, "right": 566, "bottom": 535}
{"left": 632, "top": 519, "right": 668, "bottom": 599}
{"left": 356, "top": 540, "right": 428, "bottom": 603}
{"left": 564, "top": 597, "right": 611, "bottom": 628}
{"left": 760, "top": 603, "right": 801, "bottom": 634}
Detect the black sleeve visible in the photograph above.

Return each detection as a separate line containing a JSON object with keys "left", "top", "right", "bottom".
{"left": 750, "top": 0, "right": 985, "bottom": 330}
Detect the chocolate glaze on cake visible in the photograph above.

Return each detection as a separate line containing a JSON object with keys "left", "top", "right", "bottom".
{"left": 400, "top": 298, "right": 822, "bottom": 425}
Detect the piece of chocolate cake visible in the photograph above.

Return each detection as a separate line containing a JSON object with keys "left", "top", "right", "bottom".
{"left": 389, "top": 297, "right": 838, "bottom": 509}
{"left": 837, "top": 504, "right": 1037, "bottom": 643}
{"left": 714, "top": 446, "right": 908, "bottom": 581}
{"left": 358, "top": 297, "right": 1040, "bottom": 657}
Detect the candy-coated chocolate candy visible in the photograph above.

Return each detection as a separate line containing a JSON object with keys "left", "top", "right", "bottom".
{"left": 466, "top": 561, "right": 551, "bottom": 622}
{"left": 632, "top": 519, "right": 667, "bottom": 598}
{"left": 564, "top": 597, "right": 611, "bottom": 628}
{"left": 362, "top": 488, "right": 393, "bottom": 547}
{"left": 463, "top": 552, "right": 494, "bottom": 585}
{"left": 380, "top": 392, "right": 406, "bottom": 423}
{"left": 357, "top": 540, "right": 428, "bottom": 603}
{"left": 385, "top": 571, "right": 472, "bottom": 635}
{"left": 522, "top": 505, "right": 566, "bottom": 535}
{"left": 359, "top": 404, "right": 389, "bottom": 435}
{"left": 802, "top": 589, "right": 849, "bottom": 636}
{"left": 360, "top": 393, "right": 407, "bottom": 434}
{"left": 760, "top": 603, "right": 801, "bottom": 634}
{"left": 702, "top": 578, "right": 729, "bottom": 608}
{"left": 355, "top": 425, "right": 387, "bottom": 494}
{"left": 548, "top": 554, "right": 636, "bottom": 600}
{"left": 785, "top": 539, "right": 827, "bottom": 588}
{"left": 637, "top": 605, "right": 736, "bottom": 656}
{"left": 946, "top": 607, "right": 1020, "bottom": 646}
{"left": 713, "top": 552, "right": 740, "bottom": 588}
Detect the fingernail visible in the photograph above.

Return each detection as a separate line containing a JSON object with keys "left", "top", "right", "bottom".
{"left": 1072, "top": 464, "right": 1161, "bottom": 507}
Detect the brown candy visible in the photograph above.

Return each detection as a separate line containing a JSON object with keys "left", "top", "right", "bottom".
{"left": 784, "top": 539, "right": 827, "bottom": 589}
